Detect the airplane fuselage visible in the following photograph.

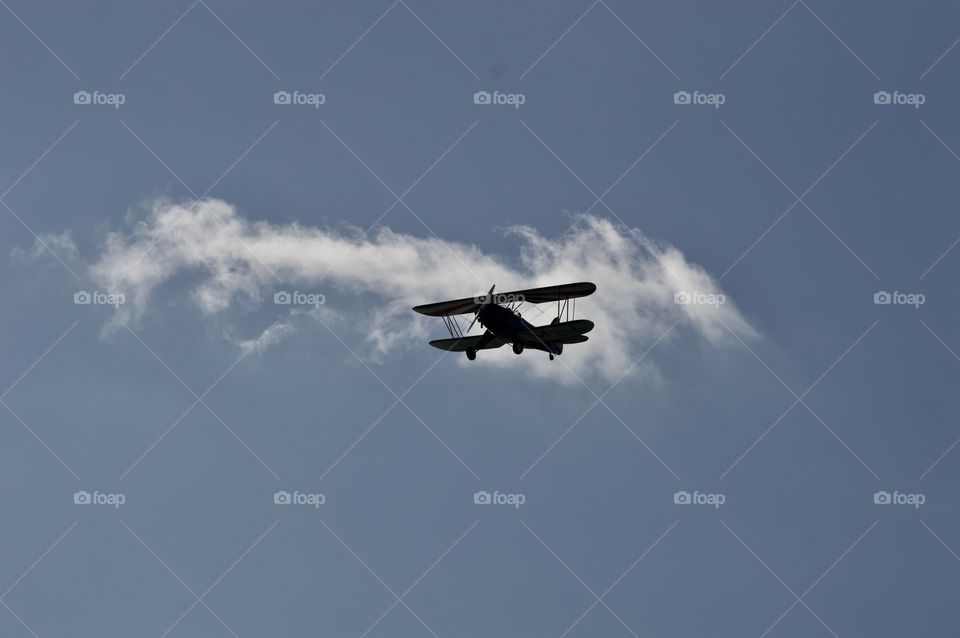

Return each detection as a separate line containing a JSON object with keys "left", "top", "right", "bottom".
{"left": 477, "top": 304, "right": 562, "bottom": 355}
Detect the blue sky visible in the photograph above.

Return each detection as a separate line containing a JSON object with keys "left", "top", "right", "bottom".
{"left": 3, "top": 1, "right": 960, "bottom": 636}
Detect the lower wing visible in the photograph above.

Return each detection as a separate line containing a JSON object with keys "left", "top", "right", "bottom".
{"left": 518, "top": 319, "right": 594, "bottom": 344}
{"left": 428, "top": 334, "right": 507, "bottom": 352}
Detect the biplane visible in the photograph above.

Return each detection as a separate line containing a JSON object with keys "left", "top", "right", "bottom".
{"left": 412, "top": 282, "right": 596, "bottom": 361}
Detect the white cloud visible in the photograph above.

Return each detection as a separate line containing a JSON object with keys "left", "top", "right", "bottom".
{"left": 231, "top": 316, "right": 296, "bottom": 356}
{"left": 33, "top": 198, "right": 757, "bottom": 384}
{"left": 11, "top": 230, "right": 78, "bottom": 264}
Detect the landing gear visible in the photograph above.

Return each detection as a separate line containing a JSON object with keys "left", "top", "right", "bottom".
{"left": 512, "top": 343, "right": 524, "bottom": 355}
{"left": 466, "top": 349, "right": 476, "bottom": 361}
{"left": 549, "top": 354, "right": 555, "bottom": 361}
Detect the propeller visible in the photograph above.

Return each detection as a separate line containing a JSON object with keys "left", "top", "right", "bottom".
{"left": 466, "top": 284, "right": 495, "bottom": 334}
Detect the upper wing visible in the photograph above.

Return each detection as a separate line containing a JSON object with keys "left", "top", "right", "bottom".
{"left": 428, "top": 334, "right": 507, "bottom": 352}
{"left": 412, "top": 282, "right": 596, "bottom": 317}
{"left": 505, "top": 282, "right": 596, "bottom": 305}
{"left": 518, "top": 319, "right": 594, "bottom": 344}
{"left": 413, "top": 297, "right": 481, "bottom": 317}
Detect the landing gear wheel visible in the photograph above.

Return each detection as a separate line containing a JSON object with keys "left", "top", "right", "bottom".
{"left": 512, "top": 343, "right": 524, "bottom": 355}
{"left": 466, "top": 349, "right": 476, "bottom": 361}
{"left": 549, "top": 354, "right": 555, "bottom": 361}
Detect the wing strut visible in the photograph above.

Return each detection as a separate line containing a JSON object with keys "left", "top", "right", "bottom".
{"left": 441, "top": 314, "right": 464, "bottom": 339}
{"left": 556, "top": 297, "right": 575, "bottom": 322}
